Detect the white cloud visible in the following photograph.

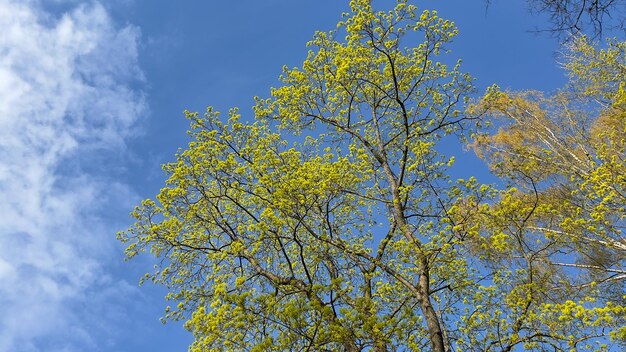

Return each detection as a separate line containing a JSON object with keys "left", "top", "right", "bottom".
{"left": 0, "top": 0, "right": 146, "bottom": 350}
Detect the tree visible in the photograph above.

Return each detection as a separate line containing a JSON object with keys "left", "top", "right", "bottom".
{"left": 471, "top": 35, "right": 626, "bottom": 349}
{"left": 527, "top": 0, "right": 626, "bottom": 37}
{"left": 120, "top": 1, "right": 625, "bottom": 351}
{"left": 487, "top": 0, "right": 626, "bottom": 39}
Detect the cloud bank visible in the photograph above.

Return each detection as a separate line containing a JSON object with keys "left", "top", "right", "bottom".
{"left": 0, "top": 0, "right": 146, "bottom": 350}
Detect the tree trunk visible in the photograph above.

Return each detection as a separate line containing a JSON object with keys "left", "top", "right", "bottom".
{"left": 381, "top": 161, "right": 446, "bottom": 352}
{"left": 418, "top": 260, "right": 446, "bottom": 352}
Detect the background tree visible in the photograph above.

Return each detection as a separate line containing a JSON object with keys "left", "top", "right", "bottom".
{"left": 530, "top": 0, "right": 626, "bottom": 36}
{"left": 471, "top": 35, "right": 626, "bottom": 349}
{"left": 487, "top": 0, "right": 626, "bottom": 38}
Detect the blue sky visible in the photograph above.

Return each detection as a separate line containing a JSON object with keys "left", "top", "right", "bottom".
{"left": 0, "top": 0, "right": 574, "bottom": 351}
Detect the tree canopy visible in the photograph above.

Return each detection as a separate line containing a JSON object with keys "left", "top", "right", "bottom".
{"left": 119, "top": 1, "right": 626, "bottom": 351}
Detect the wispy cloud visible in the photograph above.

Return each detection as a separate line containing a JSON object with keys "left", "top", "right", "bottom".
{"left": 0, "top": 0, "right": 146, "bottom": 350}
